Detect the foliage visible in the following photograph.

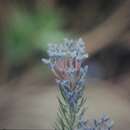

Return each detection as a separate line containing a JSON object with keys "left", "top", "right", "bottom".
{"left": 5, "top": 7, "right": 66, "bottom": 64}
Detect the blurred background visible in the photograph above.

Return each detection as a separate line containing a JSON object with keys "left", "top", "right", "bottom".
{"left": 0, "top": 0, "right": 130, "bottom": 129}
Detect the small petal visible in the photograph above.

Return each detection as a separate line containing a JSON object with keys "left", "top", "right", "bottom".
{"left": 41, "top": 58, "right": 50, "bottom": 64}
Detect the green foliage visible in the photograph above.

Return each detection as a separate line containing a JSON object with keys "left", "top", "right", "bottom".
{"left": 5, "top": 7, "right": 66, "bottom": 64}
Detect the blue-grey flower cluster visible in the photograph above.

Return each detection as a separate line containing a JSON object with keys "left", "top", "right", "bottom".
{"left": 78, "top": 114, "right": 114, "bottom": 130}
{"left": 42, "top": 38, "right": 88, "bottom": 108}
{"left": 42, "top": 38, "right": 113, "bottom": 130}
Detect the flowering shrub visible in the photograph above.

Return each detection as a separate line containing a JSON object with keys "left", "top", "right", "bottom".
{"left": 42, "top": 38, "right": 114, "bottom": 130}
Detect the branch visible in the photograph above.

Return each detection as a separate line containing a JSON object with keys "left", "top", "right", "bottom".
{"left": 83, "top": 0, "right": 130, "bottom": 54}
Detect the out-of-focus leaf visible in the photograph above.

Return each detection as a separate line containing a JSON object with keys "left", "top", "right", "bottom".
{"left": 5, "top": 7, "right": 67, "bottom": 64}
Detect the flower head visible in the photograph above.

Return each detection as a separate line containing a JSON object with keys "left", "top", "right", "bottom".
{"left": 42, "top": 38, "right": 88, "bottom": 108}
{"left": 42, "top": 38, "right": 88, "bottom": 88}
